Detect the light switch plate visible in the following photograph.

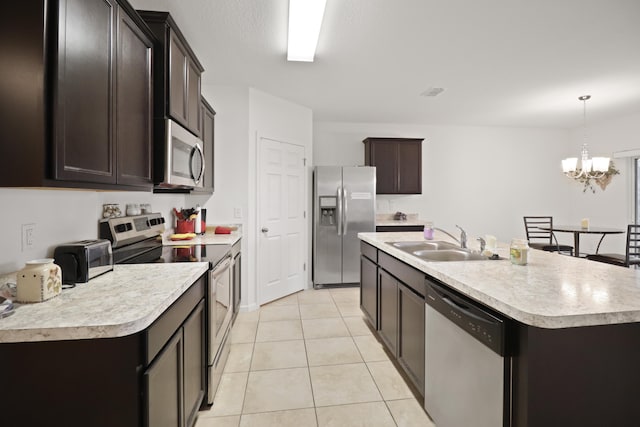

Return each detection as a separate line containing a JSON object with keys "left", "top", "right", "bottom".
{"left": 21, "top": 223, "right": 36, "bottom": 251}
{"left": 234, "top": 207, "right": 242, "bottom": 219}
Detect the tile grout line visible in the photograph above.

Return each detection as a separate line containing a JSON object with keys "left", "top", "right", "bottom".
{"left": 302, "top": 326, "right": 320, "bottom": 426}
{"left": 339, "top": 288, "right": 402, "bottom": 426}
{"left": 237, "top": 306, "right": 260, "bottom": 421}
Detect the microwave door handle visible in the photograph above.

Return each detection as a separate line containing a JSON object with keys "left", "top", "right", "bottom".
{"left": 191, "top": 143, "right": 205, "bottom": 184}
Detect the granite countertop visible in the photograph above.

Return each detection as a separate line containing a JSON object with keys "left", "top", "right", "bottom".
{"left": 162, "top": 225, "right": 242, "bottom": 246}
{"left": 376, "top": 219, "right": 430, "bottom": 226}
{"left": 375, "top": 213, "right": 429, "bottom": 227}
{"left": 0, "top": 263, "right": 209, "bottom": 343}
{"left": 359, "top": 231, "right": 640, "bottom": 329}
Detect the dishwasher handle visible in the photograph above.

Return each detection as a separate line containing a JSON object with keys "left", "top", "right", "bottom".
{"left": 440, "top": 295, "right": 501, "bottom": 328}
{"left": 426, "top": 279, "right": 505, "bottom": 356}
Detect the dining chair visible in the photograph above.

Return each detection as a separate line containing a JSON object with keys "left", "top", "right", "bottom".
{"left": 586, "top": 224, "right": 640, "bottom": 268}
{"left": 523, "top": 216, "right": 574, "bottom": 256}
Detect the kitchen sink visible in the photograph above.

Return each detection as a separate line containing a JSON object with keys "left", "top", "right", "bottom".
{"left": 388, "top": 240, "right": 488, "bottom": 262}
{"left": 388, "top": 240, "right": 460, "bottom": 251}
{"left": 412, "top": 249, "right": 487, "bottom": 262}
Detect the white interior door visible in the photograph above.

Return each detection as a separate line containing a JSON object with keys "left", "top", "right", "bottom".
{"left": 258, "top": 137, "right": 306, "bottom": 305}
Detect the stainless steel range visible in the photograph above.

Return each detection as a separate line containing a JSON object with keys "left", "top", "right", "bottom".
{"left": 99, "top": 213, "right": 233, "bottom": 406}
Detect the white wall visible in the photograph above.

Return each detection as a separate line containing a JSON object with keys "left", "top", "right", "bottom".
{"left": 0, "top": 189, "right": 185, "bottom": 274}
{"left": 190, "top": 86, "right": 313, "bottom": 311}
{"left": 314, "top": 122, "right": 573, "bottom": 245}
{"left": 249, "top": 88, "right": 313, "bottom": 308}
{"left": 315, "top": 116, "right": 640, "bottom": 255}
{"left": 191, "top": 84, "right": 250, "bottom": 225}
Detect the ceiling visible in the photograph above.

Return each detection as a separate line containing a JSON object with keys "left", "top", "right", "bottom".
{"left": 131, "top": 0, "right": 640, "bottom": 129}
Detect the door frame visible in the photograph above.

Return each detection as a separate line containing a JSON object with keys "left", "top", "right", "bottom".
{"left": 255, "top": 133, "right": 309, "bottom": 306}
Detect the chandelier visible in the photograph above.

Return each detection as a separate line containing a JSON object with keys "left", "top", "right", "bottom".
{"left": 561, "top": 95, "right": 610, "bottom": 179}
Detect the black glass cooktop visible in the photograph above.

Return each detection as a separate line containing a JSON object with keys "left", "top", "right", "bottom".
{"left": 114, "top": 239, "right": 230, "bottom": 268}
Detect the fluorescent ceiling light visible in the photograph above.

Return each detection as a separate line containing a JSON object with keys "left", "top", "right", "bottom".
{"left": 287, "top": 0, "right": 327, "bottom": 62}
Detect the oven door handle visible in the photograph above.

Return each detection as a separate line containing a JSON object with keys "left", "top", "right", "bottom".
{"left": 211, "top": 257, "right": 232, "bottom": 278}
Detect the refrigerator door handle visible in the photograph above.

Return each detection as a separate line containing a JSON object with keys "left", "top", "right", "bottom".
{"left": 337, "top": 186, "right": 343, "bottom": 236}
{"left": 342, "top": 187, "right": 348, "bottom": 236}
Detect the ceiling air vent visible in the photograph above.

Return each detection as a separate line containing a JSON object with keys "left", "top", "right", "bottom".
{"left": 420, "top": 87, "right": 445, "bottom": 97}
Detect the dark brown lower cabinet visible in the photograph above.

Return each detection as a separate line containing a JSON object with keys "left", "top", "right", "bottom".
{"left": 360, "top": 255, "right": 378, "bottom": 328}
{"left": 0, "top": 275, "right": 206, "bottom": 427}
{"left": 378, "top": 268, "right": 398, "bottom": 356}
{"left": 145, "top": 330, "right": 183, "bottom": 427}
{"left": 183, "top": 301, "right": 206, "bottom": 427}
{"left": 398, "top": 282, "right": 425, "bottom": 394}
{"left": 512, "top": 322, "right": 640, "bottom": 426}
{"left": 145, "top": 299, "right": 204, "bottom": 427}
{"left": 361, "top": 244, "right": 426, "bottom": 397}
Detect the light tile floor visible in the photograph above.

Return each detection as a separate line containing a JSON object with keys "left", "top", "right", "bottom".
{"left": 196, "top": 287, "right": 436, "bottom": 427}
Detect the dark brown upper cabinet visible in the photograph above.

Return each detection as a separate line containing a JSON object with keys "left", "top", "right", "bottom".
{"left": 0, "top": 0, "right": 154, "bottom": 190}
{"left": 116, "top": 8, "right": 154, "bottom": 187}
{"left": 363, "top": 137, "right": 423, "bottom": 194}
{"left": 137, "top": 11, "right": 204, "bottom": 138}
{"left": 192, "top": 97, "right": 215, "bottom": 194}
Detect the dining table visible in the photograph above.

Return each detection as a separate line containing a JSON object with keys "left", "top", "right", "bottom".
{"left": 539, "top": 225, "right": 624, "bottom": 257}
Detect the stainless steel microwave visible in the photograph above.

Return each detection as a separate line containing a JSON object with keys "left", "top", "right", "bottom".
{"left": 157, "top": 119, "right": 205, "bottom": 189}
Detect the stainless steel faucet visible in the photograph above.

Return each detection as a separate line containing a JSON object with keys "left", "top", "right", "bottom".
{"left": 477, "top": 237, "right": 486, "bottom": 252}
{"left": 433, "top": 226, "right": 467, "bottom": 249}
{"left": 455, "top": 225, "right": 467, "bottom": 249}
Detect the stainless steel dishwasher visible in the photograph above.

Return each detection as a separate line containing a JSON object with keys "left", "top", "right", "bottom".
{"left": 424, "top": 280, "right": 508, "bottom": 427}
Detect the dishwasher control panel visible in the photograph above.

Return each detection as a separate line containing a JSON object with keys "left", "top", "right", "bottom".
{"left": 425, "top": 279, "right": 505, "bottom": 356}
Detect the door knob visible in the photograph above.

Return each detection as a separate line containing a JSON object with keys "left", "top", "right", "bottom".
{"left": 261, "top": 227, "right": 269, "bottom": 233}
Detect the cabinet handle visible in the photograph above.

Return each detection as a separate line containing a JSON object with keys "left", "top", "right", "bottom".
{"left": 261, "top": 227, "right": 269, "bottom": 233}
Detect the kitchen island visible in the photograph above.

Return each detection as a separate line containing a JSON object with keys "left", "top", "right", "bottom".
{"left": 360, "top": 231, "right": 640, "bottom": 427}
{"left": 0, "top": 263, "right": 209, "bottom": 427}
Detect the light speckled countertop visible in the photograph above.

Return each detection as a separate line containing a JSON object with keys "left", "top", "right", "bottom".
{"left": 162, "top": 226, "right": 242, "bottom": 246}
{"left": 0, "top": 263, "right": 208, "bottom": 343}
{"left": 0, "top": 228, "right": 243, "bottom": 344}
{"left": 376, "top": 213, "right": 429, "bottom": 227}
{"left": 376, "top": 219, "right": 430, "bottom": 226}
{"left": 359, "top": 231, "right": 640, "bottom": 329}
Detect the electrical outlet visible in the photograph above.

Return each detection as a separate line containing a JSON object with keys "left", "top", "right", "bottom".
{"left": 22, "top": 223, "right": 36, "bottom": 251}
{"left": 234, "top": 207, "right": 243, "bottom": 219}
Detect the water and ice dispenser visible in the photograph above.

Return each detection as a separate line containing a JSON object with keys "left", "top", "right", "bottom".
{"left": 319, "top": 196, "right": 337, "bottom": 226}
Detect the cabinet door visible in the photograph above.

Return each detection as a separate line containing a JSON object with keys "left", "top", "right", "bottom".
{"left": 397, "top": 141, "right": 422, "bottom": 194}
{"left": 187, "top": 61, "right": 202, "bottom": 136}
{"left": 378, "top": 269, "right": 398, "bottom": 356}
{"left": 116, "top": 9, "right": 153, "bottom": 187}
{"left": 200, "top": 99, "right": 215, "bottom": 192}
{"left": 183, "top": 301, "right": 205, "bottom": 427}
{"left": 369, "top": 141, "right": 397, "bottom": 194}
{"left": 398, "top": 282, "right": 425, "bottom": 394}
{"left": 145, "top": 330, "right": 183, "bottom": 427}
{"left": 169, "top": 32, "right": 188, "bottom": 126}
{"left": 360, "top": 255, "right": 378, "bottom": 329}
{"left": 54, "top": 0, "right": 116, "bottom": 183}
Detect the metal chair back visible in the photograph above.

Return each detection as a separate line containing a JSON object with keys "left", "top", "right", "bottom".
{"left": 523, "top": 216, "right": 553, "bottom": 246}
{"left": 625, "top": 225, "right": 640, "bottom": 266}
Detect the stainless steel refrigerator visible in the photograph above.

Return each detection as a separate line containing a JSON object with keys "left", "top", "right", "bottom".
{"left": 313, "top": 166, "right": 376, "bottom": 287}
